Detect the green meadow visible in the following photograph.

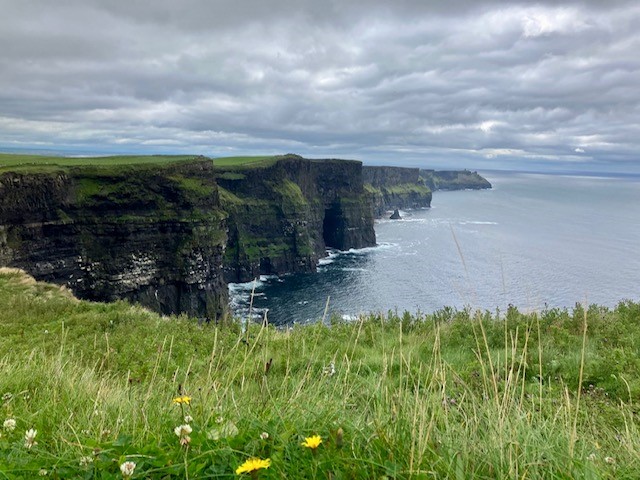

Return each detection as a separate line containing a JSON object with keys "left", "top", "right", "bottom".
{"left": 0, "top": 153, "right": 275, "bottom": 173}
{"left": 1, "top": 268, "right": 640, "bottom": 478}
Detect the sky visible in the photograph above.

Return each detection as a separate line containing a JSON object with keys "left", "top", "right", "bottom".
{"left": 1, "top": 0, "right": 639, "bottom": 173}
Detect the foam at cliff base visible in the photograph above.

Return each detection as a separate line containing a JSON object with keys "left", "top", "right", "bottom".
{"left": 318, "top": 249, "right": 340, "bottom": 266}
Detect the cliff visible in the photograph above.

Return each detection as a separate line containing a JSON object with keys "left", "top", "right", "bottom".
{"left": 216, "top": 154, "right": 376, "bottom": 283}
{"left": 0, "top": 160, "right": 229, "bottom": 319}
{"left": 420, "top": 169, "right": 492, "bottom": 190}
{"left": 0, "top": 154, "right": 377, "bottom": 316}
{"left": 362, "top": 166, "right": 432, "bottom": 217}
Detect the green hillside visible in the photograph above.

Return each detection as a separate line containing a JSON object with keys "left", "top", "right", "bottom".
{"left": 1, "top": 269, "right": 639, "bottom": 478}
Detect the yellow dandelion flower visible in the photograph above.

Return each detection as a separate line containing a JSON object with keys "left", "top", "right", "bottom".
{"left": 172, "top": 395, "right": 191, "bottom": 405}
{"left": 235, "top": 457, "right": 271, "bottom": 475}
{"left": 301, "top": 434, "right": 322, "bottom": 449}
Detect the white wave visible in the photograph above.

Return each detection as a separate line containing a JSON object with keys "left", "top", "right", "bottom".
{"left": 341, "top": 267, "right": 369, "bottom": 272}
{"left": 458, "top": 220, "right": 498, "bottom": 225}
{"left": 318, "top": 250, "right": 340, "bottom": 265}
{"left": 228, "top": 278, "right": 265, "bottom": 293}
{"left": 342, "top": 242, "right": 399, "bottom": 255}
{"left": 378, "top": 217, "right": 429, "bottom": 224}
{"left": 259, "top": 274, "right": 279, "bottom": 281}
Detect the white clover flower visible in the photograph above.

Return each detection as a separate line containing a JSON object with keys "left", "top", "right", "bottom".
{"left": 184, "top": 415, "right": 193, "bottom": 423}
{"left": 260, "top": 431, "right": 269, "bottom": 440}
{"left": 323, "top": 362, "right": 336, "bottom": 376}
{"left": 120, "top": 460, "right": 136, "bottom": 478}
{"left": 79, "top": 455, "right": 94, "bottom": 466}
{"left": 174, "top": 424, "right": 193, "bottom": 437}
{"left": 38, "top": 469, "right": 48, "bottom": 476}
{"left": 605, "top": 456, "right": 616, "bottom": 464}
{"left": 24, "top": 428, "right": 37, "bottom": 449}
{"left": 3, "top": 418, "right": 16, "bottom": 432}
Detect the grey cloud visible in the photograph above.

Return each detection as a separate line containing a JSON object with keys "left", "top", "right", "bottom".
{"left": 0, "top": 0, "right": 639, "bottom": 172}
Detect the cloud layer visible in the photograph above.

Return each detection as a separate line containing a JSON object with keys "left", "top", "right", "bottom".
{"left": 1, "top": 0, "right": 639, "bottom": 171}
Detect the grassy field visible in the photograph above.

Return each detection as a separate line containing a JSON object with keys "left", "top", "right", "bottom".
{"left": 211, "top": 156, "right": 276, "bottom": 169}
{"left": 1, "top": 268, "right": 640, "bottom": 478}
{"left": 0, "top": 153, "right": 277, "bottom": 174}
{"left": 0, "top": 153, "right": 201, "bottom": 172}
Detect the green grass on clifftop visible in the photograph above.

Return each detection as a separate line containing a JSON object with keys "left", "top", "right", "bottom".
{"left": 0, "top": 153, "right": 201, "bottom": 172}
{"left": 1, "top": 268, "right": 640, "bottom": 478}
{"left": 211, "top": 156, "right": 276, "bottom": 168}
{"left": 0, "top": 153, "right": 279, "bottom": 174}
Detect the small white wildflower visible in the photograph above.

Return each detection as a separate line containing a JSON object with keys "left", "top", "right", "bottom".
{"left": 184, "top": 414, "right": 193, "bottom": 423}
{"left": 24, "top": 428, "right": 37, "bottom": 449}
{"left": 120, "top": 460, "right": 136, "bottom": 478}
{"left": 260, "top": 431, "right": 269, "bottom": 440}
{"left": 215, "top": 416, "right": 224, "bottom": 424}
{"left": 605, "top": 456, "right": 615, "bottom": 464}
{"left": 79, "top": 455, "right": 94, "bottom": 466}
{"left": 44, "top": 330, "right": 49, "bottom": 334}
{"left": 3, "top": 418, "right": 16, "bottom": 432}
{"left": 174, "top": 424, "right": 193, "bottom": 437}
{"left": 323, "top": 362, "right": 336, "bottom": 376}
{"left": 587, "top": 453, "right": 596, "bottom": 462}
{"left": 38, "top": 469, "right": 48, "bottom": 476}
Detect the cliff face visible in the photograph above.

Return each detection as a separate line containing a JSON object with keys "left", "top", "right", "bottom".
{"left": 0, "top": 154, "right": 381, "bottom": 317}
{"left": 420, "top": 169, "right": 492, "bottom": 190}
{"left": 362, "top": 166, "right": 432, "bottom": 217}
{"left": 0, "top": 161, "right": 228, "bottom": 319}
{"left": 217, "top": 155, "right": 376, "bottom": 283}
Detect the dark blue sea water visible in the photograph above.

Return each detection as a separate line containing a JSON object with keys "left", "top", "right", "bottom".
{"left": 230, "top": 171, "right": 640, "bottom": 325}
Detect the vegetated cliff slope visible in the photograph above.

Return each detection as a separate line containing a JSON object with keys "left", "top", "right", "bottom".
{"left": 420, "top": 169, "right": 492, "bottom": 190}
{"left": 0, "top": 160, "right": 228, "bottom": 319}
{"left": 0, "top": 154, "right": 377, "bottom": 316}
{"left": 216, "top": 154, "right": 376, "bottom": 283}
{"left": 362, "top": 166, "right": 433, "bottom": 217}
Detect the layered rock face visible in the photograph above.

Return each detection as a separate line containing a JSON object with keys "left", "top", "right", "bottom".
{"left": 0, "top": 155, "right": 384, "bottom": 317}
{"left": 0, "top": 161, "right": 228, "bottom": 319}
{"left": 362, "top": 166, "right": 432, "bottom": 217}
{"left": 216, "top": 155, "right": 376, "bottom": 283}
{"left": 420, "top": 169, "right": 492, "bottom": 190}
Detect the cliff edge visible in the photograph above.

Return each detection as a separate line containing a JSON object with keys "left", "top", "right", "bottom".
{"left": 420, "top": 169, "right": 492, "bottom": 190}
{"left": 362, "top": 166, "right": 433, "bottom": 217}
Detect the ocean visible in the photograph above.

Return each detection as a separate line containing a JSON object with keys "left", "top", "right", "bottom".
{"left": 229, "top": 171, "right": 640, "bottom": 325}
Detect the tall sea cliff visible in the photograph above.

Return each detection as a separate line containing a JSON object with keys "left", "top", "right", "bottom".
{"left": 0, "top": 155, "right": 377, "bottom": 318}
{"left": 0, "top": 154, "right": 488, "bottom": 319}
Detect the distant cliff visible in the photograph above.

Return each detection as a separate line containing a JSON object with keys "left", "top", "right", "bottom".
{"left": 216, "top": 154, "right": 375, "bottom": 283}
{"left": 420, "top": 169, "right": 492, "bottom": 190}
{"left": 0, "top": 160, "right": 228, "bottom": 319}
{"left": 362, "top": 166, "right": 432, "bottom": 217}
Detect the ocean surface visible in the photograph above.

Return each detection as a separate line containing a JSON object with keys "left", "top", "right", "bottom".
{"left": 230, "top": 171, "right": 640, "bottom": 325}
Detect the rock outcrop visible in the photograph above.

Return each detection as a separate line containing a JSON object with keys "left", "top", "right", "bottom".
{"left": 216, "top": 154, "right": 376, "bottom": 283}
{"left": 362, "top": 166, "right": 432, "bottom": 217}
{"left": 420, "top": 169, "right": 492, "bottom": 190}
{"left": 0, "top": 160, "right": 229, "bottom": 319}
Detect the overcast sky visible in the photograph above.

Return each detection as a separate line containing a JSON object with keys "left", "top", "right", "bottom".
{"left": 1, "top": 0, "right": 639, "bottom": 172}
